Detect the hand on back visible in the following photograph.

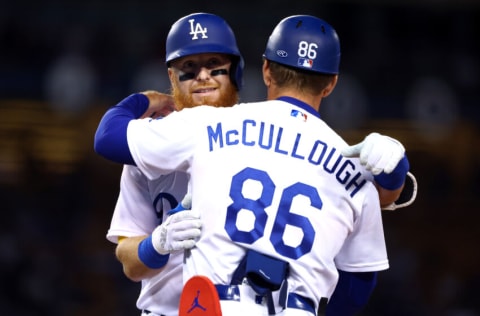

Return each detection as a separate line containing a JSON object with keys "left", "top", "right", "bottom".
{"left": 140, "top": 90, "right": 176, "bottom": 119}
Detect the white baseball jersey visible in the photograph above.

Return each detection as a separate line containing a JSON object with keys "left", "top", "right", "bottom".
{"left": 126, "top": 98, "right": 389, "bottom": 312}
{"left": 107, "top": 165, "right": 189, "bottom": 316}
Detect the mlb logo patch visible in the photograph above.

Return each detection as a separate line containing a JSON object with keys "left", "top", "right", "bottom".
{"left": 291, "top": 109, "right": 308, "bottom": 122}
{"left": 298, "top": 58, "right": 313, "bottom": 69}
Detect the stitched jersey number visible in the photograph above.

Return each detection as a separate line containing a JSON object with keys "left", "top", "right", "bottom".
{"left": 225, "top": 167, "right": 322, "bottom": 259}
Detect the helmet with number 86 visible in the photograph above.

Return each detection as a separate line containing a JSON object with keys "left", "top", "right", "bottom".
{"left": 263, "top": 15, "right": 341, "bottom": 75}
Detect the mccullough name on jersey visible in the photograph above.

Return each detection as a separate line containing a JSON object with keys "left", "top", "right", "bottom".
{"left": 206, "top": 120, "right": 367, "bottom": 197}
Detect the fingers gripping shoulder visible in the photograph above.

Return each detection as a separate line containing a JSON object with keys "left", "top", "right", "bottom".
{"left": 342, "top": 132, "right": 405, "bottom": 175}
{"left": 169, "top": 211, "right": 202, "bottom": 229}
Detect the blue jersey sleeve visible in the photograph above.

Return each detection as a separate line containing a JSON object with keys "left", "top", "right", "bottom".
{"left": 94, "top": 93, "right": 149, "bottom": 165}
{"left": 325, "top": 270, "right": 377, "bottom": 316}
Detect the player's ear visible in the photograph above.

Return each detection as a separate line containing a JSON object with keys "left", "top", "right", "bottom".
{"left": 322, "top": 75, "right": 338, "bottom": 98}
{"left": 168, "top": 68, "right": 175, "bottom": 82}
{"left": 262, "top": 59, "right": 271, "bottom": 87}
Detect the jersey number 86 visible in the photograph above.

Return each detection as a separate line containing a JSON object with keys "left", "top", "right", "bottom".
{"left": 225, "top": 167, "right": 322, "bottom": 260}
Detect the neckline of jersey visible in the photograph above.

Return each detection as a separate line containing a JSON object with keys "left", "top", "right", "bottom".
{"left": 276, "top": 96, "right": 321, "bottom": 118}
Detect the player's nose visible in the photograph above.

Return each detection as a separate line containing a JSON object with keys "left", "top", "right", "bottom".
{"left": 195, "top": 67, "right": 211, "bottom": 81}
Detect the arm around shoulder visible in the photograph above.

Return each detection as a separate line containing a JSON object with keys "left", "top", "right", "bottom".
{"left": 94, "top": 93, "right": 152, "bottom": 165}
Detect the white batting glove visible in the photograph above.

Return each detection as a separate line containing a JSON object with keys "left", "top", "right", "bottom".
{"left": 151, "top": 210, "right": 201, "bottom": 255}
{"left": 341, "top": 132, "right": 405, "bottom": 175}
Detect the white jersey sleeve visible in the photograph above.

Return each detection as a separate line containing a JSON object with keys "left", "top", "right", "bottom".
{"left": 334, "top": 188, "right": 389, "bottom": 272}
{"left": 107, "top": 165, "right": 158, "bottom": 243}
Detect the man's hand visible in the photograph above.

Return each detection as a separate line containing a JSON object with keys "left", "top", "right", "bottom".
{"left": 341, "top": 132, "right": 405, "bottom": 175}
{"left": 151, "top": 211, "right": 202, "bottom": 254}
{"left": 140, "top": 90, "right": 176, "bottom": 119}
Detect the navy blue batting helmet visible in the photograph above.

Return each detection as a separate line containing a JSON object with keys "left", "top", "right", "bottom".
{"left": 263, "top": 15, "right": 340, "bottom": 75}
{"left": 166, "top": 12, "right": 245, "bottom": 90}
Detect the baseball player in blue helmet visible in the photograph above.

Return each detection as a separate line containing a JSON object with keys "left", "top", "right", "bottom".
{"left": 165, "top": 13, "right": 244, "bottom": 112}
{"left": 166, "top": 12, "right": 244, "bottom": 91}
{"left": 95, "top": 14, "right": 414, "bottom": 316}
{"left": 263, "top": 15, "right": 415, "bottom": 211}
{"left": 262, "top": 15, "right": 412, "bottom": 315}
{"left": 103, "top": 13, "right": 245, "bottom": 316}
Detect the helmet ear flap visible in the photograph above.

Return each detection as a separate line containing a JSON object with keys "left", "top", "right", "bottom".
{"left": 230, "top": 56, "right": 245, "bottom": 91}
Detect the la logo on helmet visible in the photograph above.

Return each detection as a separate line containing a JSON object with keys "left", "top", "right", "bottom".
{"left": 188, "top": 19, "right": 208, "bottom": 40}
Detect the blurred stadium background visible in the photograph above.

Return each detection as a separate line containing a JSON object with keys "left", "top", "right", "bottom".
{"left": 1, "top": 1, "right": 479, "bottom": 315}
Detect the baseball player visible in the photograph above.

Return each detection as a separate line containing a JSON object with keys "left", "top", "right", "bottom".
{"left": 106, "top": 13, "right": 244, "bottom": 316}
{"left": 95, "top": 14, "right": 411, "bottom": 315}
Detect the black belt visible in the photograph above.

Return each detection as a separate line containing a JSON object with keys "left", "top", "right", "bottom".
{"left": 215, "top": 284, "right": 315, "bottom": 315}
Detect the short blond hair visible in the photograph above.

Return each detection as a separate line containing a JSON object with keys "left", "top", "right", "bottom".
{"left": 268, "top": 61, "right": 335, "bottom": 96}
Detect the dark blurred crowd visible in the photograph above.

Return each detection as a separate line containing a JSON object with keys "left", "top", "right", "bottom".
{"left": 1, "top": 1, "right": 479, "bottom": 315}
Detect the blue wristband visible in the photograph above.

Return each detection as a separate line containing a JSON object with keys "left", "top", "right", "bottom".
{"left": 374, "top": 155, "right": 409, "bottom": 190}
{"left": 168, "top": 203, "right": 188, "bottom": 216}
{"left": 138, "top": 235, "right": 170, "bottom": 269}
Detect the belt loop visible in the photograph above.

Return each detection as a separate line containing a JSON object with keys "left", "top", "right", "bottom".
{"left": 279, "top": 279, "right": 288, "bottom": 309}
{"left": 266, "top": 291, "right": 276, "bottom": 315}
{"left": 317, "top": 297, "right": 328, "bottom": 315}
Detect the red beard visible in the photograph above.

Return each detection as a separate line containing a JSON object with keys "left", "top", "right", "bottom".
{"left": 171, "top": 80, "right": 239, "bottom": 110}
